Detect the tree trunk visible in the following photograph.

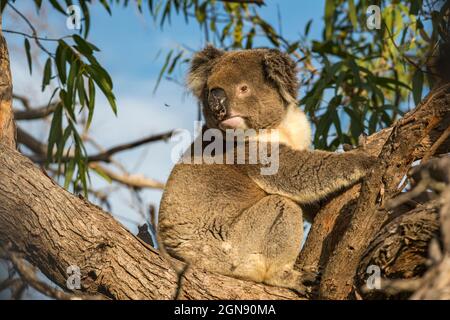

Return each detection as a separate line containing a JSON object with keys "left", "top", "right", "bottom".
{"left": 0, "top": 14, "right": 16, "bottom": 149}
{"left": 296, "top": 85, "right": 450, "bottom": 299}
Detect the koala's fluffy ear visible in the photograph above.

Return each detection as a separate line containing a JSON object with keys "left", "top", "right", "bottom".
{"left": 187, "top": 45, "right": 224, "bottom": 98}
{"left": 263, "top": 49, "right": 299, "bottom": 104}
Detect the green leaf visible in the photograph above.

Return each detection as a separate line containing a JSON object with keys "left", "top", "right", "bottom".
{"left": 47, "top": 103, "right": 63, "bottom": 161}
{"left": 64, "top": 158, "right": 76, "bottom": 189}
{"left": 412, "top": 69, "right": 424, "bottom": 106}
{"left": 73, "top": 34, "right": 99, "bottom": 56}
{"left": 91, "top": 166, "right": 112, "bottom": 184}
{"left": 348, "top": 0, "right": 357, "bottom": 29}
{"left": 195, "top": 2, "right": 207, "bottom": 23}
{"left": 1, "top": 0, "right": 8, "bottom": 13}
{"left": 245, "top": 27, "right": 256, "bottom": 49}
{"left": 55, "top": 41, "right": 68, "bottom": 85}
{"left": 409, "top": 0, "right": 423, "bottom": 15}
{"left": 304, "top": 19, "right": 313, "bottom": 36}
{"left": 99, "top": 0, "right": 112, "bottom": 15}
{"left": 42, "top": 58, "right": 52, "bottom": 91}
{"left": 324, "top": 0, "right": 335, "bottom": 40}
{"left": 86, "top": 78, "right": 96, "bottom": 129}
{"left": 368, "top": 111, "right": 378, "bottom": 134}
{"left": 168, "top": 51, "right": 183, "bottom": 75}
{"left": 79, "top": 0, "right": 91, "bottom": 38}
{"left": 85, "top": 65, "right": 117, "bottom": 115}
{"left": 24, "top": 38, "right": 32, "bottom": 75}
{"left": 77, "top": 76, "right": 86, "bottom": 108}
{"left": 154, "top": 49, "right": 173, "bottom": 93}
{"left": 65, "top": 61, "right": 80, "bottom": 120}
{"left": 347, "top": 59, "right": 361, "bottom": 86}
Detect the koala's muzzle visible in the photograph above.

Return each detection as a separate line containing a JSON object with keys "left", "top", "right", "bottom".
{"left": 208, "top": 88, "right": 228, "bottom": 120}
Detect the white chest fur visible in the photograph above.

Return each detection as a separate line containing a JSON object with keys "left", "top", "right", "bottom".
{"left": 254, "top": 104, "right": 312, "bottom": 151}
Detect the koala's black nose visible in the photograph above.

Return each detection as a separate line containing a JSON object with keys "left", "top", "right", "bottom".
{"left": 210, "top": 88, "right": 227, "bottom": 101}
{"left": 208, "top": 88, "right": 228, "bottom": 120}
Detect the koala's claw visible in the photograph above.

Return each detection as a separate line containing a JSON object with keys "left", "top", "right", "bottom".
{"left": 358, "top": 132, "right": 368, "bottom": 149}
{"left": 293, "top": 281, "right": 319, "bottom": 299}
{"left": 300, "top": 270, "right": 321, "bottom": 286}
{"left": 291, "top": 270, "right": 321, "bottom": 298}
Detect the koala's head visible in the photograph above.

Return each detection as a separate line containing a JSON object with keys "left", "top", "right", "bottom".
{"left": 187, "top": 45, "right": 299, "bottom": 131}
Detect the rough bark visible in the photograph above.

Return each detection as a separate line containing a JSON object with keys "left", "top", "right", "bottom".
{"left": 0, "top": 15, "right": 16, "bottom": 149}
{"left": 296, "top": 129, "right": 391, "bottom": 274}
{"left": 411, "top": 158, "right": 450, "bottom": 300}
{"left": 355, "top": 201, "right": 440, "bottom": 299}
{"left": 296, "top": 84, "right": 450, "bottom": 299}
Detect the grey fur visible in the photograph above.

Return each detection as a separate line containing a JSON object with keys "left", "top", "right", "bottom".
{"left": 159, "top": 46, "right": 377, "bottom": 294}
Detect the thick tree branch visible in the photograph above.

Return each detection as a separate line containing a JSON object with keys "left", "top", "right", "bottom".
{"left": 411, "top": 157, "right": 450, "bottom": 299}
{"left": 296, "top": 84, "right": 450, "bottom": 299}
{"left": 318, "top": 84, "right": 450, "bottom": 299}
{"left": 0, "top": 15, "right": 16, "bottom": 149}
{"left": 355, "top": 200, "right": 440, "bottom": 299}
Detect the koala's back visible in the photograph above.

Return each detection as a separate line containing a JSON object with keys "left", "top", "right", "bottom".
{"left": 158, "top": 161, "right": 266, "bottom": 263}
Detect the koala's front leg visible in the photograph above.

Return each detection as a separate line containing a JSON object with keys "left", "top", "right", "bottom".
{"left": 245, "top": 145, "right": 378, "bottom": 205}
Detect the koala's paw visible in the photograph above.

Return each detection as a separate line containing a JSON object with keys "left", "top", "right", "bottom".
{"left": 359, "top": 154, "right": 379, "bottom": 171}
{"left": 293, "top": 270, "right": 321, "bottom": 298}
{"left": 342, "top": 133, "right": 369, "bottom": 152}
{"left": 347, "top": 150, "right": 379, "bottom": 175}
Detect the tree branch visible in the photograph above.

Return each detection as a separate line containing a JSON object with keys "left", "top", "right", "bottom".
{"left": 85, "top": 130, "right": 175, "bottom": 163}
{"left": 296, "top": 84, "right": 450, "bottom": 299}
{"left": 0, "top": 244, "right": 104, "bottom": 300}
{"left": 89, "top": 163, "right": 164, "bottom": 190}
{"left": 16, "top": 124, "right": 175, "bottom": 167}
{"left": 16, "top": 126, "right": 165, "bottom": 190}
{"left": 318, "top": 84, "right": 450, "bottom": 299}
{"left": 14, "top": 101, "right": 58, "bottom": 120}
{"left": 0, "top": 15, "right": 16, "bottom": 149}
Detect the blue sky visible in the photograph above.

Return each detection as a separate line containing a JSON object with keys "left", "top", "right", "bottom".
{"left": 1, "top": 0, "right": 325, "bottom": 298}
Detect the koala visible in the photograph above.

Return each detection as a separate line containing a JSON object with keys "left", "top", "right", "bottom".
{"left": 158, "top": 45, "right": 376, "bottom": 294}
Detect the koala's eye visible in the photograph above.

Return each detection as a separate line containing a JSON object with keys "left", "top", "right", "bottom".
{"left": 239, "top": 85, "right": 249, "bottom": 93}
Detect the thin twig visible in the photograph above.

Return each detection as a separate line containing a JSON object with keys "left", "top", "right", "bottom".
{"left": 7, "top": 3, "right": 54, "bottom": 57}
{"left": 218, "top": 0, "right": 265, "bottom": 6}
{"left": 14, "top": 102, "right": 59, "bottom": 120}
{"left": 2, "top": 29, "right": 68, "bottom": 42}
{"left": 86, "top": 130, "right": 176, "bottom": 163}
{"left": 89, "top": 163, "right": 165, "bottom": 190}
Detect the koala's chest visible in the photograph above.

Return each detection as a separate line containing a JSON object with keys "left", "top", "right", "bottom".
{"left": 160, "top": 163, "right": 266, "bottom": 221}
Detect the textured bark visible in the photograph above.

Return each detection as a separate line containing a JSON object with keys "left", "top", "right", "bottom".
{"left": 296, "top": 129, "right": 391, "bottom": 274}
{"left": 355, "top": 201, "right": 440, "bottom": 299}
{"left": 0, "top": 143, "right": 300, "bottom": 300}
{"left": 411, "top": 171, "right": 450, "bottom": 300}
{"left": 0, "top": 15, "right": 16, "bottom": 149}
{"left": 296, "top": 84, "right": 450, "bottom": 299}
